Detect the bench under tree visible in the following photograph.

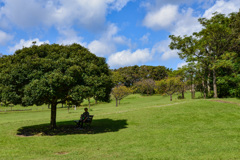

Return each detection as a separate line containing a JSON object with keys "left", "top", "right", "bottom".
{"left": 74, "top": 115, "right": 94, "bottom": 128}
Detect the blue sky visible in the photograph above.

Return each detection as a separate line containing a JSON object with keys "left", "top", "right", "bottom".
{"left": 0, "top": 0, "right": 239, "bottom": 70}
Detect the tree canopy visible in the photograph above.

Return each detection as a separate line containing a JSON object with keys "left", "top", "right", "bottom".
{"left": 112, "top": 65, "right": 170, "bottom": 87}
{"left": 169, "top": 10, "right": 240, "bottom": 98}
{"left": 0, "top": 43, "right": 113, "bottom": 128}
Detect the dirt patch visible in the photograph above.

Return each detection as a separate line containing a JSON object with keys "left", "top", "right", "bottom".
{"left": 210, "top": 100, "right": 240, "bottom": 105}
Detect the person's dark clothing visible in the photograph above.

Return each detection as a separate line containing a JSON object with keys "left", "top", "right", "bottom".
{"left": 79, "top": 111, "right": 89, "bottom": 128}
{"left": 81, "top": 111, "right": 89, "bottom": 120}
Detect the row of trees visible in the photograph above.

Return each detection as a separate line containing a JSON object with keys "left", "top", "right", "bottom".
{"left": 111, "top": 10, "right": 240, "bottom": 103}
{"left": 169, "top": 10, "right": 240, "bottom": 98}
{"left": 112, "top": 65, "right": 170, "bottom": 86}
{"left": 111, "top": 76, "right": 186, "bottom": 106}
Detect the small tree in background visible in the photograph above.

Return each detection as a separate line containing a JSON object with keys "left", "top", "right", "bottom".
{"left": 155, "top": 77, "right": 182, "bottom": 101}
{"left": 111, "top": 85, "right": 132, "bottom": 107}
{"left": 133, "top": 79, "right": 155, "bottom": 96}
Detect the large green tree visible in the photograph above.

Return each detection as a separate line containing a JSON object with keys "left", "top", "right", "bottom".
{"left": 0, "top": 43, "right": 113, "bottom": 128}
{"left": 169, "top": 10, "right": 240, "bottom": 98}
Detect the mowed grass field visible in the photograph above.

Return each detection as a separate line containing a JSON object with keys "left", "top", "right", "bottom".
{"left": 1, "top": 92, "right": 240, "bottom": 160}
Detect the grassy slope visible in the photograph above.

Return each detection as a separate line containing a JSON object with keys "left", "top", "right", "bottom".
{"left": 1, "top": 92, "right": 240, "bottom": 159}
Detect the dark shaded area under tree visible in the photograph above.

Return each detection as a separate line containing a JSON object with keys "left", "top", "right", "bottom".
{"left": 17, "top": 119, "right": 128, "bottom": 136}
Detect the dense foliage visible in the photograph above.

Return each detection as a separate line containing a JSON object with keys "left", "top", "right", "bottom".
{"left": 133, "top": 79, "right": 156, "bottom": 96}
{"left": 112, "top": 65, "right": 170, "bottom": 87}
{"left": 170, "top": 10, "right": 240, "bottom": 98}
{"left": 155, "top": 77, "right": 182, "bottom": 101}
{"left": 0, "top": 43, "right": 113, "bottom": 128}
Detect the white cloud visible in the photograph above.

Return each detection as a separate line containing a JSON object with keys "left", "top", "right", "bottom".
{"left": 171, "top": 8, "right": 202, "bottom": 36}
{"left": 107, "top": 49, "right": 152, "bottom": 68}
{"left": 0, "top": 30, "right": 13, "bottom": 45}
{"left": 177, "top": 62, "right": 188, "bottom": 68}
{"left": 143, "top": 4, "right": 179, "bottom": 30}
{"left": 108, "top": 0, "right": 131, "bottom": 11}
{"left": 161, "top": 50, "right": 179, "bottom": 60}
{"left": 140, "top": 33, "right": 150, "bottom": 44}
{"left": 56, "top": 27, "right": 86, "bottom": 46}
{"left": 8, "top": 38, "right": 50, "bottom": 53}
{"left": 203, "top": 0, "right": 240, "bottom": 19}
{"left": 1, "top": 0, "right": 49, "bottom": 27}
{"left": 0, "top": 0, "right": 130, "bottom": 31}
{"left": 88, "top": 23, "right": 131, "bottom": 56}
{"left": 152, "top": 39, "right": 179, "bottom": 60}
{"left": 88, "top": 40, "right": 116, "bottom": 57}
{"left": 148, "top": 0, "right": 240, "bottom": 63}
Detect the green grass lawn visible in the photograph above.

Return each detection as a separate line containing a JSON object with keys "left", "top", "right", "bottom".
{"left": 1, "top": 92, "right": 240, "bottom": 159}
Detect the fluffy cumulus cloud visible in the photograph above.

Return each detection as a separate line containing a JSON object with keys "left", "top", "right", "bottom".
{"left": 203, "top": 0, "right": 240, "bottom": 18}
{"left": 0, "top": 0, "right": 132, "bottom": 57}
{"left": 88, "top": 40, "right": 116, "bottom": 57}
{"left": 171, "top": 8, "right": 202, "bottom": 36}
{"left": 8, "top": 38, "right": 50, "bottom": 53}
{"left": 143, "top": 4, "right": 179, "bottom": 30}
{"left": 144, "top": 0, "right": 240, "bottom": 35}
{"left": 0, "top": 30, "right": 13, "bottom": 45}
{"left": 152, "top": 39, "right": 179, "bottom": 60}
{"left": 108, "top": 0, "right": 131, "bottom": 11}
{"left": 177, "top": 62, "right": 188, "bottom": 68}
{"left": 88, "top": 23, "right": 131, "bottom": 57}
{"left": 107, "top": 49, "right": 152, "bottom": 68}
{"left": 0, "top": 0, "right": 130, "bottom": 30}
{"left": 56, "top": 27, "right": 86, "bottom": 46}
{"left": 143, "top": 2, "right": 202, "bottom": 36}
{"left": 144, "top": 0, "right": 240, "bottom": 63}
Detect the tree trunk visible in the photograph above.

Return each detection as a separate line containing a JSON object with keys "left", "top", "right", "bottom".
{"left": 213, "top": 69, "right": 218, "bottom": 98}
{"left": 119, "top": 99, "right": 120, "bottom": 105}
{"left": 191, "top": 75, "right": 195, "bottom": 99}
{"left": 50, "top": 103, "right": 57, "bottom": 129}
{"left": 88, "top": 98, "right": 91, "bottom": 109}
{"left": 207, "top": 70, "right": 211, "bottom": 96}
{"left": 95, "top": 99, "right": 97, "bottom": 104}
{"left": 191, "top": 84, "right": 195, "bottom": 99}
{"left": 116, "top": 98, "right": 118, "bottom": 107}
{"left": 181, "top": 84, "right": 184, "bottom": 99}
{"left": 48, "top": 104, "right": 50, "bottom": 109}
{"left": 182, "top": 91, "right": 184, "bottom": 99}
{"left": 62, "top": 103, "right": 63, "bottom": 108}
{"left": 202, "top": 80, "right": 206, "bottom": 99}
{"left": 170, "top": 94, "right": 172, "bottom": 101}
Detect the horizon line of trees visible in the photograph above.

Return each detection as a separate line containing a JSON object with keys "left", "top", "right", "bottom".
{"left": 110, "top": 10, "right": 240, "bottom": 103}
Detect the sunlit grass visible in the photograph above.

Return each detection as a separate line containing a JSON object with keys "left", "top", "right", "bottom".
{"left": 1, "top": 92, "right": 240, "bottom": 159}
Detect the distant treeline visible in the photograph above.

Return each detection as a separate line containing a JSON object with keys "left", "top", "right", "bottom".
{"left": 112, "top": 65, "right": 170, "bottom": 87}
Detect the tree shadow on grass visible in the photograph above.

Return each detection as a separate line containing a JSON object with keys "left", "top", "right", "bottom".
{"left": 17, "top": 118, "right": 128, "bottom": 136}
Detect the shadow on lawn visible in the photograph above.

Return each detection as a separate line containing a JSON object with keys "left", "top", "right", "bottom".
{"left": 17, "top": 118, "right": 128, "bottom": 136}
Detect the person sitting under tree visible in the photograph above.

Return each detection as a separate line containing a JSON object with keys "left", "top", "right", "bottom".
{"left": 78, "top": 108, "right": 89, "bottom": 128}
